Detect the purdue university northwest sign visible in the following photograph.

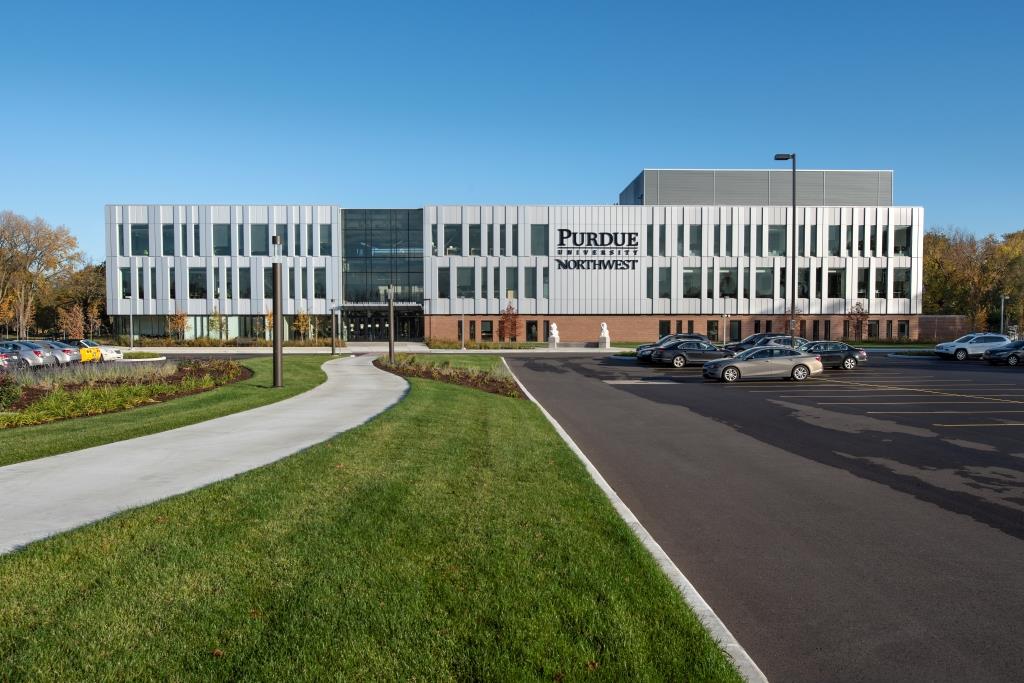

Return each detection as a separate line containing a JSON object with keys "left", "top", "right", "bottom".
{"left": 554, "top": 228, "right": 640, "bottom": 270}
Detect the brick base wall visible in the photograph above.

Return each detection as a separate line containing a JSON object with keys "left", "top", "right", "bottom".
{"left": 425, "top": 314, "right": 922, "bottom": 344}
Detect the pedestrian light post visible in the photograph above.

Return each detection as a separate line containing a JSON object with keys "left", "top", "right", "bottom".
{"left": 387, "top": 284, "right": 395, "bottom": 364}
{"left": 329, "top": 298, "right": 337, "bottom": 355}
{"left": 271, "top": 235, "right": 283, "bottom": 388}
{"left": 774, "top": 152, "right": 798, "bottom": 348}
{"left": 1000, "top": 294, "right": 1010, "bottom": 335}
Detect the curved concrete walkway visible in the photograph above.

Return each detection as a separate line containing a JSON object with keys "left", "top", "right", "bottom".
{"left": 0, "top": 354, "right": 407, "bottom": 555}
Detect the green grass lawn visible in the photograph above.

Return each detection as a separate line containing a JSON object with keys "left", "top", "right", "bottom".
{"left": 0, "top": 355, "right": 336, "bottom": 467}
{"left": 415, "top": 353, "right": 506, "bottom": 372}
{"left": 0, "top": 376, "right": 740, "bottom": 681}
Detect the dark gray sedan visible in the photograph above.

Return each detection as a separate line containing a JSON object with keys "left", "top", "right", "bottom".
{"left": 652, "top": 340, "right": 735, "bottom": 368}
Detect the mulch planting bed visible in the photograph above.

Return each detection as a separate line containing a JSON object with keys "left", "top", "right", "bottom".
{"left": 373, "top": 358, "right": 524, "bottom": 399}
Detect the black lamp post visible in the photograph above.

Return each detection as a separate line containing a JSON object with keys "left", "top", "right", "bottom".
{"left": 774, "top": 153, "right": 797, "bottom": 348}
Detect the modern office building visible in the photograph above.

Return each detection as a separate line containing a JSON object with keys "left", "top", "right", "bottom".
{"left": 105, "top": 168, "right": 924, "bottom": 343}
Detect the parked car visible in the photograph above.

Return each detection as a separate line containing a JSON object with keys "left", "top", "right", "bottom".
{"left": 703, "top": 346, "right": 823, "bottom": 383}
{"left": 756, "top": 335, "right": 810, "bottom": 348}
{"left": 935, "top": 333, "right": 1011, "bottom": 360}
{"left": 983, "top": 340, "right": 1024, "bottom": 367}
{"left": 65, "top": 339, "right": 106, "bottom": 363}
{"left": 652, "top": 340, "right": 735, "bottom": 368}
{"left": 0, "top": 350, "right": 10, "bottom": 371}
{"left": 35, "top": 340, "right": 81, "bottom": 365}
{"left": 636, "top": 333, "right": 711, "bottom": 364}
{"left": 799, "top": 341, "right": 868, "bottom": 370}
{"left": 0, "top": 340, "right": 55, "bottom": 368}
{"left": 724, "top": 332, "right": 789, "bottom": 352}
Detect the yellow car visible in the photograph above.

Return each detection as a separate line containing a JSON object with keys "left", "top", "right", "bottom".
{"left": 70, "top": 339, "right": 104, "bottom": 363}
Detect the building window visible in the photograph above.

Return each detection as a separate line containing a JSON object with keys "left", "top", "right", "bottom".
{"left": 477, "top": 320, "right": 492, "bottom": 342}
{"left": 469, "top": 320, "right": 476, "bottom": 341}
{"left": 869, "top": 225, "right": 877, "bottom": 255}
{"left": 305, "top": 224, "right": 313, "bottom": 256}
{"left": 530, "top": 224, "right": 549, "bottom": 256}
{"left": 857, "top": 268, "right": 869, "bottom": 298}
{"left": 314, "top": 267, "right": 326, "bottom": 299}
{"left": 150, "top": 268, "right": 157, "bottom": 299}
{"left": 138, "top": 267, "right": 147, "bottom": 299}
{"left": 492, "top": 267, "right": 499, "bottom": 299}
{"left": 827, "top": 268, "right": 846, "bottom": 298}
{"left": 881, "top": 226, "right": 889, "bottom": 255}
{"left": 706, "top": 268, "right": 714, "bottom": 299}
{"left": 707, "top": 320, "right": 719, "bottom": 342}
{"left": 486, "top": 224, "right": 495, "bottom": 256}
{"left": 894, "top": 226, "right": 912, "bottom": 256}
{"left": 824, "top": 320, "right": 832, "bottom": 339}
{"left": 719, "top": 267, "right": 737, "bottom": 299}
{"left": 658, "top": 267, "right": 671, "bottom": 299}
{"left": 779, "top": 266, "right": 787, "bottom": 299}
{"left": 756, "top": 224, "right": 764, "bottom": 255}
{"left": 213, "top": 268, "right": 220, "bottom": 299}
{"left": 798, "top": 224, "right": 805, "bottom": 256}
{"left": 181, "top": 225, "right": 187, "bottom": 256}
{"left": 675, "top": 320, "right": 682, "bottom": 334}
{"left": 525, "top": 266, "right": 537, "bottom": 298}
{"left": 744, "top": 224, "right": 753, "bottom": 257}
{"left": 858, "top": 225, "right": 866, "bottom": 255}
{"left": 320, "top": 224, "right": 332, "bottom": 256}
{"left": 647, "top": 224, "right": 654, "bottom": 256}
{"left": 526, "top": 320, "right": 538, "bottom": 342}
{"left": 505, "top": 267, "right": 518, "bottom": 299}
{"left": 169, "top": 267, "right": 176, "bottom": 299}
{"left": 162, "top": 224, "right": 175, "bottom": 256}
{"left": 646, "top": 267, "right": 653, "bottom": 299}
{"left": 767, "top": 225, "right": 787, "bottom": 256}
{"left": 729, "top": 320, "right": 741, "bottom": 343}
{"left": 457, "top": 267, "right": 475, "bottom": 298}
{"left": 754, "top": 320, "right": 761, "bottom": 334}
{"left": 437, "top": 267, "right": 451, "bottom": 299}
{"left": 213, "top": 224, "right": 231, "bottom": 256}
{"left": 875, "top": 269, "right": 888, "bottom": 298}
{"left": 480, "top": 267, "right": 487, "bottom": 298}
{"left": 725, "top": 224, "right": 733, "bottom": 257}
{"left": 659, "top": 320, "right": 670, "bottom": 336}
{"left": 272, "top": 224, "right": 287, "bottom": 256}
{"left": 893, "top": 268, "right": 911, "bottom": 298}
{"left": 713, "top": 224, "right": 721, "bottom": 256}
{"left": 251, "top": 224, "right": 269, "bottom": 256}
{"left": 193, "top": 224, "right": 201, "bottom": 256}
{"left": 443, "top": 224, "right": 461, "bottom": 256}
{"left": 499, "top": 224, "right": 507, "bottom": 256}
{"left": 469, "top": 224, "right": 481, "bottom": 256}
{"left": 120, "top": 267, "right": 131, "bottom": 299}
{"left": 240, "top": 267, "right": 251, "bottom": 299}
{"left": 511, "top": 224, "right": 519, "bottom": 256}
{"left": 659, "top": 224, "right": 667, "bottom": 256}
{"left": 766, "top": 320, "right": 773, "bottom": 333}
{"left": 430, "top": 223, "right": 438, "bottom": 256}
{"left": 117, "top": 223, "right": 125, "bottom": 256}
{"left": 189, "top": 267, "right": 207, "bottom": 299}
{"left": 886, "top": 320, "right": 893, "bottom": 338}
{"left": 682, "top": 268, "right": 700, "bottom": 298}
{"left": 542, "top": 267, "right": 549, "bottom": 299}
{"left": 130, "top": 224, "right": 149, "bottom": 256}
{"left": 226, "top": 268, "right": 234, "bottom": 299}
{"left": 676, "top": 225, "right": 686, "bottom": 255}
{"left": 847, "top": 226, "right": 854, "bottom": 256}
{"left": 687, "top": 320, "right": 694, "bottom": 334}
{"left": 755, "top": 267, "right": 773, "bottom": 298}
{"left": 798, "top": 267, "right": 810, "bottom": 298}
{"left": 688, "top": 225, "right": 702, "bottom": 256}
{"left": 811, "top": 224, "right": 818, "bottom": 257}
{"left": 828, "top": 225, "right": 841, "bottom": 256}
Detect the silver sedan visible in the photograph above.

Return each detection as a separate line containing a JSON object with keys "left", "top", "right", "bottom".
{"left": 703, "top": 346, "right": 823, "bottom": 383}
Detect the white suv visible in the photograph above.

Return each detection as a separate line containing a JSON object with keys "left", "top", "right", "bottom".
{"left": 935, "top": 333, "right": 1011, "bottom": 361}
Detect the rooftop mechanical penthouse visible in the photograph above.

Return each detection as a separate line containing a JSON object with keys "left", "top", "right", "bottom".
{"left": 105, "top": 168, "right": 924, "bottom": 344}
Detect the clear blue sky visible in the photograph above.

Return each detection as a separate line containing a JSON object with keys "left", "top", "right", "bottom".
{"left": 2, "top": 0, "right": 1021, "bottom": 261}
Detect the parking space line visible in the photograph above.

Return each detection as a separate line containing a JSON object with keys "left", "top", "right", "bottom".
{"left": 932, "top": 422, "right": 1024, "bottom": 427}
{"left": 815, "top": 377, "right": 1024, "bottom": 405}
{"left": 817, "top": 401, "right": 1005, "bottom": 405}
{"left": 868, "top": 410, "right": 1024, "bottom": 414}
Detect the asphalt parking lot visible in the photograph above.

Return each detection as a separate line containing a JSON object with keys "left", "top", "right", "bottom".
{"left": 505, "top": 352, "right": 1024, "bottom": 683}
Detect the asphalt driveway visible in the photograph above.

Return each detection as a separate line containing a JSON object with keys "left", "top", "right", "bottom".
{"left": 505, "top": 353, "right": 1024, "bottom": 682}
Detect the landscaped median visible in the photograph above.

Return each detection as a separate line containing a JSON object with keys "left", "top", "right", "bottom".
{"left": 0, "top": 355, "right": 743, "bottom": 681}
{"left": 0, "top": 355, "right": 336, "bottom": 467}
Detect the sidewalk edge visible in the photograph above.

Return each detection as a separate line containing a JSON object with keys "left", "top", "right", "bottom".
{"left": 502, "top": 357, "right": 768, "bottom": 683}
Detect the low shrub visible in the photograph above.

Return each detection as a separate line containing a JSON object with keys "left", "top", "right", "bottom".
{"left": 122, "top": 351, "right": 164, "bottom": 360}
{"left": 178, "top": 358, "right": 244, "bottom": 384}
{"left": 376, "top": 355, "right": 523, "bottom": 399}
{"left": 0, "top": 374, "right": 22, "bottom": 410}
{"left": 424, "top": 338, "right": 547, "bottom": 350}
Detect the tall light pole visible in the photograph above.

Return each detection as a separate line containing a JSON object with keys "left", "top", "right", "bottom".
{"left": 1000, "top": 294, "right": 1010, "bottom": 335}
{"left": 271, "top": 234, "right": 283, "bottom": 388}
{"left": 775, "top": 153, "right": 797, "bottom": 348}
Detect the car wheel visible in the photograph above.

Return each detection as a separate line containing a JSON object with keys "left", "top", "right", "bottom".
{"left": 1009, "top": 354, "right": 1020, "bottom": 367}
{"left": 672, "top": 355, "right": 686, "bottom": 368}
{"left": 721, "top": 366, "right": 740, "bottom": 383}
{"left": 842, "top": 357, "right": 858, "bottom": 370}
{"left": 20, "top": 359, "right": 31, "bottom": 369}
{"left": 791, "top": 364, "right": 810, "bottom": 381}
{"left": 954, "top": 348, "right": 968, "bottom": 361}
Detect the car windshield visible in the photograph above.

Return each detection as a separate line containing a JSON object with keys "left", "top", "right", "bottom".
{"left": 952, "top": 335, "right": 977, "bottom": 343}
{"left": 18, "top": 341, "right": 43, "bottom": 349}
{"left": 737, "top": 334, "right": 761, "bottom": 344}
{"left": 81, "top": 340, "right": 99, "bottom": 348}
{"left": 736, "top": 348, "right": 764, "bottom": 360}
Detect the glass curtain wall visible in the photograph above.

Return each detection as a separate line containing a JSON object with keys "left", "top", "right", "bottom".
{"left": 342, "top": 209, "right": 424, "bottom": 304}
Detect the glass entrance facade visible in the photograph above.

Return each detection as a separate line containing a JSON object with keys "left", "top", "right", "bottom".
{"left": 341, "top": 307, "right": 424, "bottom": 341}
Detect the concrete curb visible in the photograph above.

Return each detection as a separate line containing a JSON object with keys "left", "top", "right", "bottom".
{"left": 117, "top": 356, "right": 167, "bottom": 363}
{"left": 502, "top": 357, "right": 768, "bottom": 683}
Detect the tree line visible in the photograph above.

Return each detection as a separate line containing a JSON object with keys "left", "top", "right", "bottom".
{"left": 923, "top": 227, "right": 1024, "bottom": 332}
{"left": 0, "top": 210, "right": 104, "bottom": 339}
